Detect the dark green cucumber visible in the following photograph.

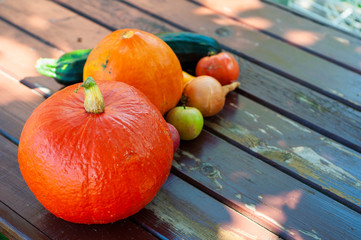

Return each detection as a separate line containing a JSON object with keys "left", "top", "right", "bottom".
{"left": 35, "top": 32, "right": 222, "bottom": 85}
{"left": 156, "top": 31, "right": 222, "bottom": 71}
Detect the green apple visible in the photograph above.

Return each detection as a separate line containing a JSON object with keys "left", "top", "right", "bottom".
{"left": 166, "top": 106, "right": 204, "bottom": 141}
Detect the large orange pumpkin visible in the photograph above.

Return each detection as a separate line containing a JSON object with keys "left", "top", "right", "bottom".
{"left": 83, "top": 29, "right": 183, "bottom": 115}
{"left": 18, "top": 78, "right": 173, "bottom": 224}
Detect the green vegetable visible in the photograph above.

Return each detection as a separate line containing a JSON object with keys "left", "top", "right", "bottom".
{"left": 35, "top": 49, "right": 92, "bottom": 85}
{"left": 156, "top": 31, "right": 222, "bottom": 72}
{"left": 0, "top": 233, "right": 9, "bottom": 240}
{"left": 35, "top": 32, "right": 222, "bottom": 85}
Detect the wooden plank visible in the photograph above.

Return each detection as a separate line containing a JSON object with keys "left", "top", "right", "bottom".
{"left": 0, "top": 200, "right": 50, "bottom": 240}
{"left": 262, "top": 0, "right": 361, "bottom": 38}
{"left": 237, "top": 58, "right": 361, "bottom": 152}
{"left": 115, "top": 0, "right": 361, "bottom": 110}
{"left": 0, "top": 71, "right": 44, "bottom": 139}
{"left": 192, "top": 0, "right": 361, "bottom": 74}
{"left": 0, "top": 0, "right": 107, "bottom": 53}
{"left": 0, "top": 19, "right": 63, "bottom": 95}
{"left": 0, "top": 19, "right": 62, "bottom": 79}
{"left": 206, "top": 92, "right": 361, "bottom": 208}
{"left": 135, "top": 174, "right": 280, "bottom": 240}
{"left": 172, "top": 130, "right": 361, "bottom": 239}
{"left": 0, "top": 0, "right": 178, "bottom": 51}
{"left": 52, "top": 0, "right": 177, "bottom": 33}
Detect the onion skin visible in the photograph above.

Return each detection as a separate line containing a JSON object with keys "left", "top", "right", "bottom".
{"left": 183, "top": 76, "right": 240, "bottom": 117}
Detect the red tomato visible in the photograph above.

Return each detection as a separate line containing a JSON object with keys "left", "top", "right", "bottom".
{"left": 195, "top": 52, "right": 239, "bottom": 85}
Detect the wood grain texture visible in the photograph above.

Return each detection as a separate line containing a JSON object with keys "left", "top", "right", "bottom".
{"left": 193, "top": 0, "right": 361, "bottom": 73}
{"left": 135, "top": 174, "right": 280, "bottom": 240}
{"left": 0, "top": 20, "right": 63, "bottom": 94}
{"left": 237, "top": 58, "right": 361, "bottom": 152}
{"left": 0, "top": 199, "right": 50, "bottom": 240}
{"left": 206, "top": 92, "right": 361, "bottom": 208}
{"left": 0, "top": 0, "right": 105, "bottom": 95}
{"left": 53, "top": 0, "right": 177, "bottom": 34}
{"left": 262, "top": 0, "right": 361, "bottom": 38}
{"left": 0, "top": 0, "right": 107, "bottom": 52}
{"left": 0, "top": 71, "right": 44, "bottom": 139}
{"left": 0, "top": 27, "right": 66, "bottom": 100}
{"left": 172, "top": 130, "right": 361, "bottom": 239}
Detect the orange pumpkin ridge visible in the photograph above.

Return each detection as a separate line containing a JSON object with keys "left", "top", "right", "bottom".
{"left": 83, "top": 29, "right": 184, "bottom": 115}
{"left": 18, "top": 80, "right": 173, "bottom": 224}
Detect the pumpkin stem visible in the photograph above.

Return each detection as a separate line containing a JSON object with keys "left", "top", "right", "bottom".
{"left": 74, "top": 77, "right": 105, "bottom": 114}
{"left": 122, "top": 30, "right": 134, "bottom": 39}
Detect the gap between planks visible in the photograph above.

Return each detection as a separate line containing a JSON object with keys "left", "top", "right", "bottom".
{"left": 0, "top": 199, "right": 51, "bottom": 240}
{"left": 187, "top": 0, "right": 361, "bottom": 75}
{"left": 236, "top": 88, "right": 361, "bottom": 154}
{"left": 203, "top": 124, "right": 361, "bottom": 215}
{"left": 262, "top": 0, "right": 361, "bottom": 40}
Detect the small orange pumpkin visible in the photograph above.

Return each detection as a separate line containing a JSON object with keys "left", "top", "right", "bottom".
{"left": 18, "top": 78, "right": 173, "bottom": 224}
{"left": 83, "top": 29, "right": 183, "bottom": 115}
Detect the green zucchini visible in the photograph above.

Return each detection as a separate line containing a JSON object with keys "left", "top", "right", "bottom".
{"left": 35, "top": 49, "right": 92, "bottom": 85}
{"left": 35, "top": 32, "right": 222, "bottom": 85}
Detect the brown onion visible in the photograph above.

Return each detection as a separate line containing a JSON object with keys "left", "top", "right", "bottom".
{"left": 183, "top": 75, "right": 240, "bottom": 117}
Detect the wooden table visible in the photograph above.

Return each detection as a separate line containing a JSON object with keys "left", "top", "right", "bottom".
{"left": 1, "top": 0, "right": 361, "bottom": 239}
